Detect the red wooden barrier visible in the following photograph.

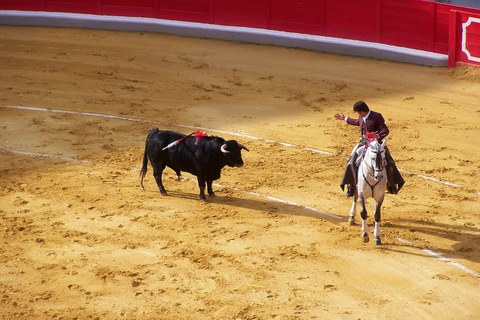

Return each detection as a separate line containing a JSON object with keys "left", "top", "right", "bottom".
{"left": 270, "top": 0, "right": 325, "bottom": 36}
{"left": 0, "top": 0, "right": 479, "bottom": 66}
{"left": 449, "top": 10, "right": 480, "bottom": 67}
{"left": 156, "top": 0, "right": 211, "bottom": 23}
{"left": 380, "top": 0, "right": 435, "bottom": 51}
{"left": 100, "top": 0, "right": 156, "bottom": 18}
{"left": 323, "top": 0, "right": 377, "bottom": 42}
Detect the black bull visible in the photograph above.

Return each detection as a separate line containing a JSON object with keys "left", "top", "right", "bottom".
{"left": 140, "top": 129, "right": 249, "bottom": 200}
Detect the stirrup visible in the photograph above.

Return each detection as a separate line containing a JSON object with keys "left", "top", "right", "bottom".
{"left": 387, "top": 184, "right": 398, "bottom": 194}
{"left": 346, "top": 186, "right": 355, "bottom": 197}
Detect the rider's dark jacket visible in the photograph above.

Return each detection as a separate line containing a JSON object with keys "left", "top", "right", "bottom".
{"left": 346, "top": 110, "right": 389, "bottom": 139}
{"left": 341, "top": 110, "right": 404, "bottom": 194}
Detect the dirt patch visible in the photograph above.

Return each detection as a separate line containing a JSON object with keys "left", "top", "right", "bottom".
{"left": 0, "top": 26, "right": 479, "bottom": 319}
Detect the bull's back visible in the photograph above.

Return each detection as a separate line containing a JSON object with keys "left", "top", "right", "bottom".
{"left": 147, "top": 130, "right": 200, "bottom": 176}
{"left": 147, "top": 129, "right": 183, "bottom": 149}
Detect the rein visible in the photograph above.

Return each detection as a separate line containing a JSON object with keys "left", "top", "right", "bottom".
{"left": 361, "top": 165, "right": 382, "bottom": 198}
{"left": 360, "top": 142, "right": 385, "bottom": 198}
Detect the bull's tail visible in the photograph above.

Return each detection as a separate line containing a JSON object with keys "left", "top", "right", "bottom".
{"left": 140, "top": 146, "right": 148, "bottom": 190}
{"left": 140, "top": 128, "right": 157, "bottom": 190}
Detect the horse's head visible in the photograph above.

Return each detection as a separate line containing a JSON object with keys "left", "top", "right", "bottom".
{"left": 365, "top": 139, "right": 387, "bottom": 181}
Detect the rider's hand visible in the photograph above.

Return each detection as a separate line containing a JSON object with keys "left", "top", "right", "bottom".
{"left": 334, "top": 113, "right": 345, "bottom": 121}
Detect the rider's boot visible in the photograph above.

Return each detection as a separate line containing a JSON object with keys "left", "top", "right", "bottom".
{"left": 386, "top": 165, "right": 398, "bottom": 194}
{"left": 346, "top": 185, "right": 355, "bottom": 197}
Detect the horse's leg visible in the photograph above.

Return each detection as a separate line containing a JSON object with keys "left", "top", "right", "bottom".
{"left": 359, "top": 195, "right": 369, "bottom": 242}
{"left": 374, "top": 198, "right": 384, "bottom": 245}
{"left": 348, "top": 191, "right": 357, "bottom": 225}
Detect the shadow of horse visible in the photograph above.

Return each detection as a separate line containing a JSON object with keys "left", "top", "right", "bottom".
{"left": 384, "top": 218, "right": 480, "bottom": 264}
{"left": 157, "top": 189, "right": 344, "bottom": 225}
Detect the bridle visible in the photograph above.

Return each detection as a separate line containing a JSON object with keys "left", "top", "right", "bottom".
{"left": 360, "top": 140, "right": 386, "bottom": 197}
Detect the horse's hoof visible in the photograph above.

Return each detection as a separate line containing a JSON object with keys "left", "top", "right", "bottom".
{"left": 374, "top": 236, "right": 382, "bottom": 245}
{"left": 348, "top": 217, "right": 356, "bottom": 226}
{"left": 362, "top": 233, "right": 370, "bottom": 243}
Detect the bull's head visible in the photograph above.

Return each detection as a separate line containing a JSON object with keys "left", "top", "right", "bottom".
{"left": 221, "top": 140, "right": 249, "bottom": 167}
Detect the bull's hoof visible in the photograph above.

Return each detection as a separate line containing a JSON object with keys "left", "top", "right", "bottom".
{"left": 362, "top": 233, "right": 370, "bottom": 243}
{"left": 348, "top": 217, "right": 356, "bottom": 226}
{"left": 374, "top": 236, "right": 382, "bottom": 246}
{"left": 208, "top": 192, "right": 216, "bottom": 197}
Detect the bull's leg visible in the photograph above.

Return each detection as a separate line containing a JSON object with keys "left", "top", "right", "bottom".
{"left": 373, "top": 201, "right": 383, "bottom": 245}
{"left": 348, "top": 192, "right": 357, "bottom": 225}
{"left": 360, "top": 196, "right": 369, "bottom": 243}
{"left": 152, "top": 162, "right": 167, "bottom": 195}
{"left": 207, "top": 180, "right": 215, "bottom": 196}
{"left": 197, "top": 176, "right": 207, "bottom": 201}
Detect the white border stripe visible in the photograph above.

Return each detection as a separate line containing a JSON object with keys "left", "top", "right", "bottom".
{"left": 1, "top": 147, "right": 478, "bottom": 279}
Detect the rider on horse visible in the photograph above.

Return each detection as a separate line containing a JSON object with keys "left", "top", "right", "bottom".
{"left": 335, "top": 101, "right": 404, "bottom": 197}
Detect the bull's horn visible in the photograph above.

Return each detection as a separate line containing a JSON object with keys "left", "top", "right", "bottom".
{"left": 240, "top": 144, "right": 249, "bottom": 152}
{"left": 221, "top": 144, "right": 230, "bottom": 153}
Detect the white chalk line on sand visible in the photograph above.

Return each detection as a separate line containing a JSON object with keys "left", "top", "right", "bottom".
{"left": 1, "top": 146, "right": 479, "bottom": 279}
{"left": 3, "top": 104, "right": 478, "bottom": 195}
{"left": 397, "top": 238, "right": 480, "bottom": 279}
{"left": 2, "top": 149, "right": 90, "bottom": 163}
{"left": 0, "top": 105, "right": 332, "bottom": 155}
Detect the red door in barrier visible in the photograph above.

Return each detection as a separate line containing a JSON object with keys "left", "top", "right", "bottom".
{"left": 449, "top": 10, "right": 480, "bottom": 67}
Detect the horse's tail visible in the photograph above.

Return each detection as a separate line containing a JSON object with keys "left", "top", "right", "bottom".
{"left": 140, "top": 128, "right": 158, "bottom": 190}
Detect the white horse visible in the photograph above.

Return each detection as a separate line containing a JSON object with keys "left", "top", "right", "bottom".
{"left": 348, "top": 139, "right": 387, "bottom": 245}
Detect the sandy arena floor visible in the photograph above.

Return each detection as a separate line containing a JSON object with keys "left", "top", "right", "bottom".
{"left": 0, "top": 26, "right": 479, "bottom": 319}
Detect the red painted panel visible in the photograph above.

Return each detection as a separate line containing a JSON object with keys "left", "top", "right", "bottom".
{"left": 456, "top": 11, "right": 480, "bottom": 66}
{"left": 157, "top": 0, "right": 210, "bottom": 14}
{"left": 449, "top": 10, "right": 458, "bottom": 67}
{"left": 156, "top": 0, "right": 212, "bottom": 23}
{"left": 381, "top": 0, "right": 434, "bottom": 51}
{"left": 99, "top": 0, "right": 155, "bottom": 18}
{"left": 101, "top": 0, "right": 154, "bottom": 6}
{"left": 0, "top": 0, "right": 46, "bottom": 11}
{"left": 324, "top": 0, "right": 377, "bottom": 42}
{"left": 45, "top": 0, "right": 97, "bottom": 14}
{"left": 100, "top": 6, "right": 156, "bottom": 18}
{"left": 437, "top": 2, "right": 480, "bottom": 54}
{"left": 270, "top": 0, "right": 324, "bottom": 34}
{"left": 214, "top": 0, "right": 269, "bottom": 28}
{"left": 47, "top": 0, "right": 96, "bottom": 4}
{"left": 434, "top": 4, "right": 451, "bottom": 47}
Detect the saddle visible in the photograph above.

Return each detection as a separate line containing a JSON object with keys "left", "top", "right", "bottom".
{"left": 340, "top": 134, "right": 405, "bottom": 193}
{"left": 354, "top": 145, "right": 366, "bottom": 168}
